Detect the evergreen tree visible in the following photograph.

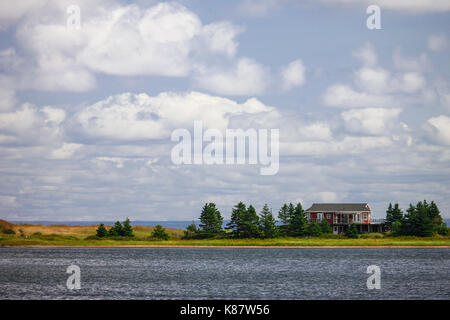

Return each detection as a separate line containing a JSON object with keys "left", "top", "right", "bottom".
{"left": 122, "top": 218, "right": 134, "bottom": 237}
{"left": 428, "top": 201, "right": 443, "bottom": 225}
{"left": 242, "top": 205, "right": 261, "bottom": 238}
{"left": 151, "top": 224, "right": 170, "bottom": 240}
{"left": 305, "top": 221, "right": 322, "bottom": 237}
{"left": 199, "top": 203, "right": 223, "bottom": 236}
{"left": 277, "top": 203, "right": 290, "bottom": 236}
{"left": 319, "top": 219, "right": 332, "bottom": 234}
{"left": 96, "top": 223, "right": 108, "bottom": 238}
{"left": 183, "top": 221, "right": 198, "bottom": 239}
{"left": 226, "top": 202, "right": 260, "bottom": 238}
{"left": 401, "top": 202, "right": 434, "bottom": 237}
{"left": 288, "top": 202, "right": 307, "bottom": 237}
{"left": 345, "top": 224, "right": 359, "bottom": 238}
{"left": 385, "top": 203, "right": 403, "bottom": 230}
{"left": 259, "top": 204, "right": 278, "bottom": 238}
{"left": 108, "top": 221, "right": 123, "bottom": 237}
{"left": 226, "top": 202, "right": 247, "bottom": 238}
{"left": 385, "top": 203, "right": 394, "bottom": 229}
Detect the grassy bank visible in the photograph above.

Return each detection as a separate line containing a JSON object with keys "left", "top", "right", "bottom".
{"left": 0, "top": 221, "right": 449, "bottom": 247}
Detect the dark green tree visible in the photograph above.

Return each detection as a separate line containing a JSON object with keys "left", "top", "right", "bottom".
{"left": 259, "top": 204, "right": 278, "bottom": 238}
{"left": 108, "top": 221, "right": 123, "bottom": 237}
{"left": 319, "top": 219, "right": 332, "bottom": 234}
{"left": 278, "top": 203, "right": 290, "bottom": 236}
{"left": 305, "top": 221, "right": 322, "bottom": 237}
{"left": 183, "top": 221, "right": 198, "bottom": 239}
{"left": 288, "top": 202, "right": 307, "bottom": 237}
{"left": 385, "top": 203, "right": 404, "bottom": 230}
{"left": 226, "top": 201, "right": 247, "bottom": 237}
{"left": 96, "top": 223, "right": 108, "bottom": 238}
{"left": 151, "top": 224, "right": 170, "bottom": 240}
{"left": 199, "top": 203, "right": 223, "bottom": 236}
{"left": 345, "top": 224, "right": 359, "bottom": 238}
{"left": 122, "top": 218, "right": 134, "bottom": 237}
{"left": 226, "top": 202, "right": 260, "bottom": 238}
{"left": 242, "top": 204, "right": 261, "bottom": 238}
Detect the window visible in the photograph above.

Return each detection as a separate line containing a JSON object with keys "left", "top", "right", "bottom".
{"left": 363, "top": 212, "right": 368, "bottom": 220}
{"left": 326, "top": 214, "right": 331, "bottom": 219}
{"left": 317, "top": 213, "right": 323, "bottom": 221}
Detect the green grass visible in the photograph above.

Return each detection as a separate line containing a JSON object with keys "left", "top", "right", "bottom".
{"left": 0, "top": 222, "right": 449, "bottom": 247}
{"left": 1, "top": 234, "right": 449, "bottom": 247}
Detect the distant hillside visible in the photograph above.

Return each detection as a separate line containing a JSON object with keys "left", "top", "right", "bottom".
{"left": 0, "top": 219, "right": 15, "bottom": 230}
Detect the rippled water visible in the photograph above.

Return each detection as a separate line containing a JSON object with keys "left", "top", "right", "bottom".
{"left": 0, "top": 248, "right": 448, "bottom": 299}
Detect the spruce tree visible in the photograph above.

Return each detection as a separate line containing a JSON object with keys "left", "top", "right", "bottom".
{"left": 96, "top": 223, "right": 108, "bottom": 238}
{"left": 259, "top": 204, "right": 278, "bottom": 238}
{"left": 226, "top": 201, "right": 247, "bottom": 238}
{"left": 122, "top": 218, "right": 134, "bottom": 237}
{"left": 242, "top": 205, "right": 260, "bottom": 238}
{"left": 109, "top": 221, "right": 123, "bottom": 237}
{"left": 278, "top": 203, "right": 289, "bottom": 236}
{"left": 199, "top": 203, "right": 223, "bottom": 236}
{"left": 288, "top": 202, "right": 307, "bottom": 236}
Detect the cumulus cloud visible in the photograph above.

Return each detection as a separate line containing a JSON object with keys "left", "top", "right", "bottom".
{"left": 281, "top": 59, "right": 306, "bottom": 91}
{"left": 75, "top": 91, "right": 275, "bottom": 141}
{"left": 2, "top": 1, "right": 244, "bottom": 92}
{"left": 424, "top": 115, "right": 450, "bottom": 145}
{"left": 341, "top": 108, "right": 402, "bottom": 135}
{"left": 193, "top": 58, "right": 270, "bottom": 96}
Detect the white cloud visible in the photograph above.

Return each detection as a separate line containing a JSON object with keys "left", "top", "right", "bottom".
{"left": 51, "top": 143, "right": 82, "bottom": 159}
{"left": 352, "top": 42, "right": 377, "bottom": 67}
{"left": 392, "top": 49, "right": 432, "bottom": 72}
{"left": 341, "top": 108, "right": 402, "bottom": 135}
{"left": 425, "top": 115, "right": 450, "bottom": 145}
{"left": 75, "top": 91, "right": 275, "bottom": 141}
{"left": 4, "top": 1, "right": 244, "bottom": 92}
{"left": 281, "top": 59, "right": 306, "bottom": 91}
{"left": 323, "top": 84, "right": 394, "bottom": 108}
{"left": 193, "top": 58, "right": 269, "bottom": 96}
{"left": 428, "top": 34, "right": 448, "bottom": 52}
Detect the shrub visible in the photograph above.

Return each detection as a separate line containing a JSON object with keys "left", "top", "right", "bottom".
{"left": 345, "top": 224, "right": 359, "bottom": 239}
{"left": 305, "top": 221, "right": 322, "bottom": 237}
{"left": 150, "top": 225, "right": 170, "bottom": 240}
{"left": 2, "top": 228, "right": 16, "bottom": 235}
{"left": 435, "top": 223, "right": 449, "bottom": 236}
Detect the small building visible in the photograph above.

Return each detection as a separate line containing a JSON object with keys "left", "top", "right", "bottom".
{"left": 305, "top": 203, "right": 384, "bottom": 234}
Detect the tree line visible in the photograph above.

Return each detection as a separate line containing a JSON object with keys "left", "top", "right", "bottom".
{"left": 183, "top": 202, "right": 335, "bottom": 239}
{"left": 184, "top": 200, "right": 448, "bottom": 239}
{"left": 385, "top": 200, "right": 448, "bottom": 236}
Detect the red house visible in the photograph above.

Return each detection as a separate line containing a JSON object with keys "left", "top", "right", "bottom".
{"left": 305, "top": 203, "right": 384, "bottom": 234}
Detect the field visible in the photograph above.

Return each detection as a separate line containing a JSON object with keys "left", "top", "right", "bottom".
{"left": 1, "top": 220, "right": 449, "bottom": 247}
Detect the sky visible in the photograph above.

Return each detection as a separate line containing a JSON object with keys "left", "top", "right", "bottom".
{"left": 0, "top": 0, "right": 449, "bottom": 221}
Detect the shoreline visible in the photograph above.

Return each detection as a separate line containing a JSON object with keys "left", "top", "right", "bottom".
{"left": 2, "top": 245, "right": 450, "bottom": 248}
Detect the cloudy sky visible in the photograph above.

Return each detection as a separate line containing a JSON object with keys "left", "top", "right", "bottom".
{"left": 0, "top": 0, "right": 449, "bottom": 221}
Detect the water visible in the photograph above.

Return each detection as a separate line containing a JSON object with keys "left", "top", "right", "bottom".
{"left": 0, "top": 248, "right": 448, "bottom": 300}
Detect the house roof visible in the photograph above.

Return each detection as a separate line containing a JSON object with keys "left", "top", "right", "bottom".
{"left": 305, "top": 203, "right": 371, "bottom": 212}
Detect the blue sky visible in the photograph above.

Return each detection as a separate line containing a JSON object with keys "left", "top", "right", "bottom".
{"left": 0, "top": 0, "right": 449, "bottom": 221}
